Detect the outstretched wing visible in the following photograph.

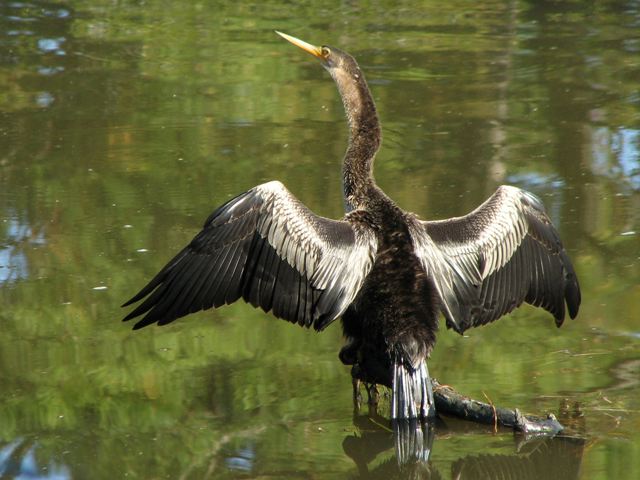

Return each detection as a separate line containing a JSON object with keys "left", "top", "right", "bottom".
{"left": 410, "top": 185, "right": 580, "bottom": 334}
{"left": 123, "top": 180, "right": 378, "bottom": 331}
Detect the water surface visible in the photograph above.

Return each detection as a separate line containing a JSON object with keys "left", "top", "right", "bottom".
{"left": 1, "top": 1, "right": 639, "bottom": 478}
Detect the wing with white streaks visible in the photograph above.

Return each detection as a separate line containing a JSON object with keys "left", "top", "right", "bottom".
{"left": 123, "top": 181, "right": 378, "bottom": 331}
{"left": 410, "top": 185, "right": 580, "bottom": 333}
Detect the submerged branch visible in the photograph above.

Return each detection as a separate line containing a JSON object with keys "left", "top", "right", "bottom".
{"left": 432, "top": 379, "right": 564, "bottom": 435}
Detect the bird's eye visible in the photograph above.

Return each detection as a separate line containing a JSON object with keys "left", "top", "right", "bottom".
{"left": 321, "top": 46, "right": 331, "bottom": 57}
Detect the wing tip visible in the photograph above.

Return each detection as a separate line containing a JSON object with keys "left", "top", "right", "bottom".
{"left": 449, "top": 322, "right": 465, "bottom": 335}
{"left": 121, "top": 289, "right": 149, "bottom": 308}
{"left": 121, "top": 298, "right": 135, "bottom": 308}
{"left": 122, "top": 309, "right": 152, "bottom": 328}
{"left": 554, "top": 314, "right": 565, "bottom": 328}
{"left": 566, "top": 282, "right": 580, "bottom": 320}
{"left": 568, "top": 283, "right": 581, "bottom": 320}
{"left": 122, "top": 303, "right": 145, "bottom": 323}
{"left": 564, "top": 265, "right": 581, "bottom": 321}
{"left": 313, "top": 313, "right": 334, "bottom": 331}
{"left": 553, "top": 276, "right": 581, "bottom": 327}
{"left": 128, "top": 311, "right": 163, "bottom": 330}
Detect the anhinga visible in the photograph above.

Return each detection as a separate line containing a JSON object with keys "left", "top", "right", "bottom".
{"left": 122, "top": 32, "right": 581, "bottom": 419}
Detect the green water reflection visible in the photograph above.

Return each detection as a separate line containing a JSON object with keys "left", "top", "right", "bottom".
{"left": 1, "top": 0, "right": 639, "bottom": 478}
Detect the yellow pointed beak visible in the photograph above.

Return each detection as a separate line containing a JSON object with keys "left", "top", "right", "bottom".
{"left": 276, "top": 31, "right": 324, "bottom": 58}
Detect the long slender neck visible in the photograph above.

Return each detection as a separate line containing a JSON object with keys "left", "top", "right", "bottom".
{"left": 331, "top": 66, "right": 381, "bottom": 211}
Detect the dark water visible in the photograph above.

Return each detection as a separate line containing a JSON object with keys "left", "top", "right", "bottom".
{"left": 1, "top": 1, "right": 639, "bottom": 478}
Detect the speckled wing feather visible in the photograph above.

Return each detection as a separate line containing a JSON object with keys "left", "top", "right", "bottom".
{"left": 123, "top": 180, "right": 378, "bottom": 331}
{"left": 411, "top": 185, "right": 581, "bottom": 333}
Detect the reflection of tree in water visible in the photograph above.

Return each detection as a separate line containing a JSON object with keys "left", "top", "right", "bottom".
{"left": 0, "top": 3, "right": 68, "bottom": 283}
{"left": 0, "top": 213, "right": 46, "bottom": 284}
{"left": 0, "top": 0, "right": 145, "bottom": 160}
{"left": 0, "top": 438, "right": 70, "bottom": 479}
{"left": 0, "top": 0, "right": 148, "bottom": 292}
{"left": 517, "top": 0, "right": 640, "bottom": 241}
{"left": 0, "top": 2, "right": 74, "bottom": 112}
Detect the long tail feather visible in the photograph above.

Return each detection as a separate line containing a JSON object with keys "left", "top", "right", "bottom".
{"left": 392, "top": 357, "right": 435, "bottom": 419}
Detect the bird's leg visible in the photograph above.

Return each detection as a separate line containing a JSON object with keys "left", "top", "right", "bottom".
{"left": 366, "top": 383, "right": 380, "bottom": 416}
{"left": 349, "top": 347, "right": 393, "bottom": 417}
{"left": 342, "top": 339, "right": 365, "bottom": 412}
{"left": 366, "top": 383, "right": 379, "bottom": 407}
{"left": 423, "top": 362, "right": 436, "bottom": 419}
{"left": 352, "top": 376, "right": 362, "bottom": 411}
{"left": 350, "top": 362, "right": 365, "bottom": 414}
{"left": 350, "top": 366, "right": 381, "bottom": 416}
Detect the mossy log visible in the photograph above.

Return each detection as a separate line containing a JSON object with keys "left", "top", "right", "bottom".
{"left": 431, "top": 379, "right": 564, "bottom": 435}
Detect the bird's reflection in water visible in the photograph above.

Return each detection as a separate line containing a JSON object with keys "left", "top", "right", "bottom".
{"left": 344, "top": 413, "right": 439, "bottom": 479}
{"left": 343, "top": 413, "right": 585, "bottom": 480}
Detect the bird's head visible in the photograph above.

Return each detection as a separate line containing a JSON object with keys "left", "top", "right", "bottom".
{"left": 276, "top": 31, "right": 362, "bottom": 82}
{"left": 276, "top": 31, "right": 378, "bottom": 142}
